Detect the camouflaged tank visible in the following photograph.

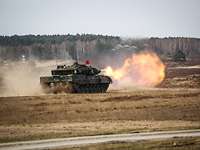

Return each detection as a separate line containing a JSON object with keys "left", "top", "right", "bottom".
{"left": 40, "top": 62, "right": 112, "bottom": 93}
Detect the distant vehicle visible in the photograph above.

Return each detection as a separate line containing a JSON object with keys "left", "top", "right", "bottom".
{"left": 40, "top": 62, "right": 112, "bottom": 93}
{"left": 173, "top": 50, "right": 186, "bottom": 62}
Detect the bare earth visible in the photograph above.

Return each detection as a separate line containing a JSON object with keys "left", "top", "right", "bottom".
{"left": 0, "top": 61, "right": 200, "bottom": 143}
{"left": 56, "top": 137, "right": 200, "bottom": 150}
{"left": 1, "top": 130, "right": 200, "bottom": 150}
{"left": 0, "top": 88, "right": 200, "bottom": 142}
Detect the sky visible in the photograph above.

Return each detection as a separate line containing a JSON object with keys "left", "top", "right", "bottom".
{"left": 0, "top": 0, "right": 199, "bottom": 37}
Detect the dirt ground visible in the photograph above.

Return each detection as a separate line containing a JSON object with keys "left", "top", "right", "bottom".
{"left": 0, "top": 60, "right": 200, "bottom": 142}
{"left": 160, "top": 60, "right": 200, "bottom": 88}
{"left": 56, "top": 137, "right": 200, "bottom": 150}
{"left": 0, "top": 88, "right": 200, "bottom": 142}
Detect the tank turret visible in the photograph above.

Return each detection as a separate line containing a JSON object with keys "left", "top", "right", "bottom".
{"left": 40, "top": 62, "right": 112, "bottom": 93}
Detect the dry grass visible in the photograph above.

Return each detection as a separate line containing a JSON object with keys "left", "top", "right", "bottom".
{"left": 1, "top": 89, "right": 200, "bottom": 125}
{"left": 0, "top": 89, "right": 200, "bottom": 124}
{"left": 160, "top": 62, "right": 200, "bottom": 88}
{"left": 56, "top": 137, "right": 200, "bottom": 150}
{"left": 0, "top": 88, "right": 200, "bottom": 142}
{"left": 0, "top": 120, "right": 199, "bottom": 143}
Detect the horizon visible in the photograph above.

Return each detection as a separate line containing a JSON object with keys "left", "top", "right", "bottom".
{"left": 0, "top": 34, "right": 200, "bottom": 39}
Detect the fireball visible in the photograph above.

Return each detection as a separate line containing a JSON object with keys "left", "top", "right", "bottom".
{"left": 104, "top": 51, "right": 165, "bottom": 87}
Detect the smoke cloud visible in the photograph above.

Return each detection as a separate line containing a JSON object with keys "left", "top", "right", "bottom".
{"left": 0, "top": 59, "right": 73, "bottom": 97}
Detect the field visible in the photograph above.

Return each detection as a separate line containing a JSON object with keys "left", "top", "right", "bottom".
{"left": 0, "top": 88, "right": 200, "bottom": 142}
{"left": 0, "top": 60, "right": 200, "bottom": 147}
{"left": 56, "top": 137, "right": 200, "bottom": 150}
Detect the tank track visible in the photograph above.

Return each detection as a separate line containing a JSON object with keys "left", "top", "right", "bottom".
{"left": 73, "top": 83, "right": 109, "bottom": 93}
{"left": 41, "top": 83, "right": 109, "bottom": 94}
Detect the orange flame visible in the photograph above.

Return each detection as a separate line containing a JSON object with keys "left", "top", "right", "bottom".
{"left": 104, "top": 51, "right": 165, "bottom": 87}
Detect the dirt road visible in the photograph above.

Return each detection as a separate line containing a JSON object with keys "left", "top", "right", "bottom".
{"left": 0, "top": 129, "right": 200, "bottom": 150}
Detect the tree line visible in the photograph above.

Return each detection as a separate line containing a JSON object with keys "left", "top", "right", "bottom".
{"left": 0, "top": 34, "right": 120, "bottom": 46}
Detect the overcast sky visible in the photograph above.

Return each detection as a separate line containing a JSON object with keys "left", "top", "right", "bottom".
{"left": 0, "top": 0, "right": 199, "bottom": 37}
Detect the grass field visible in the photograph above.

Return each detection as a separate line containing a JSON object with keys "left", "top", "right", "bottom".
{"left": 0, "top": 88, "right": 200, "bottom": 142}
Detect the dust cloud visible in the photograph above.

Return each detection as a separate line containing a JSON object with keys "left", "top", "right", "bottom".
{"left": 0, "top": 50, "right": 165, "bottom": 96}
{"left": 0, "top": 59, "right": 73, "bottom": 97}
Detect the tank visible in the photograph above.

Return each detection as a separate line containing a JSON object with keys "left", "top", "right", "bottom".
{"left": 40, "top": 62, "right": 112, "bottom": 93}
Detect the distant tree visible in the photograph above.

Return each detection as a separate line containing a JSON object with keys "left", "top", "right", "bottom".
{"left": 173, "top": 50, "right": 186, "bottom": 61}
{"left": 0, "top": 34, "right": 121, "bottom": 61}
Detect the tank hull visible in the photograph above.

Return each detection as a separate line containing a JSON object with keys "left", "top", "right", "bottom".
{"left": 40, "top": 74, "right": 112, "bottom": 93}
